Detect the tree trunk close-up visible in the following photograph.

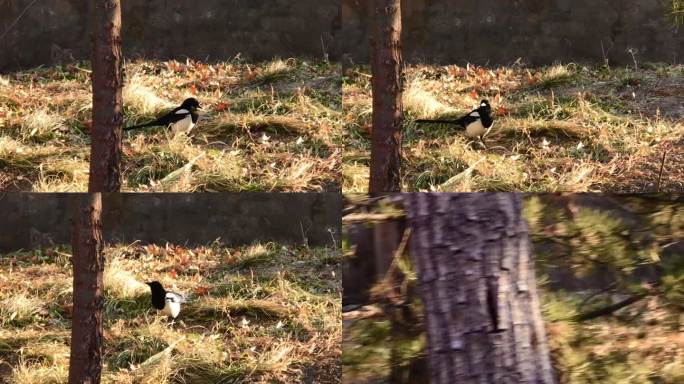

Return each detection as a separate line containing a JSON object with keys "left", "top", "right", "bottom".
{"left": 369, "top": 0, "right": 403, "bottom": 194}
{"left": 68, "top": 193, "right": 105, "bottom": 384}
{"left": 89, "top": 0, "right": 123, "bottom": 192}
{"left": 405, "top": 193, "right": 556, "bottom": 384}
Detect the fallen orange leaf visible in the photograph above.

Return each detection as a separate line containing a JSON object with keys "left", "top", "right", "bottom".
{"left": 62, "top": 304, "right": 73, "bottom": 317}
{"left": 194, "top": 286, "right": 210, "bottom": 296}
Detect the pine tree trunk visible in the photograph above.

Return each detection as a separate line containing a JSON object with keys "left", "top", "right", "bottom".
{"left": 89, "top": 0, "right": 123, "bottom": 192}
{"left": 369, "top": 0, "right": 403, "bottom": 193}
{"left": 404, "top": 193, "right": 556, "bottom": 384}
{"left": 68, "top": 193, "right": 105, "bottom": 384}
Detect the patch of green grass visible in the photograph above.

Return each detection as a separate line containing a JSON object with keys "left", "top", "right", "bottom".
{"left": 343, "top": 319, "right": 391, "bottom": 380}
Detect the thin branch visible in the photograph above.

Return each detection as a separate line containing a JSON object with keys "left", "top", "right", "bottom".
{"left": 342, "top": 212, "right": 406, "bottom": 223}
{"left": 381, "top": 227, "right": 412, "bottom": 285}
{"left": 573, "top": 293, "right": 648, "bottom": 322}
{"left": 577, "top": 282, "right": 618, "bottom": 311}
{"left": 0, "top": 0, "right": 41, "bottom": 41}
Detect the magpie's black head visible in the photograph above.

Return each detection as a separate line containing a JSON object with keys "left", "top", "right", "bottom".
{"left": 146, "top": 281, "right": 166, "bottom": 310}
{"left": 180, "top": 97, "right": 201, "bottom": 111}
{"left": 479, "top": 99, "right": 492, "bottom": 114}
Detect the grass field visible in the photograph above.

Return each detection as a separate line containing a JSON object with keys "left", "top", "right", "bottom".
{"left": 343, "top": 63, "right": 683, "bottom": 192}
{"left": 0, "top": 242, "right": 341, "bottom": 383}
{"left": 0, "top": 58, "right": 341, "bottom": 192}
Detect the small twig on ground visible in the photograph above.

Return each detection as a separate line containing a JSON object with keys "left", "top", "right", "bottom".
{"left": 600, "top": 40, "right": 610, "bottom": 68}
{"left": 327, "top": 227, "right": 337, "bottom": 250}
{"left": 626, "top": 48, "right": 639, "bottom": 70}
{"left": 437, "top": 156, "right": 487, "bottom": 191}
{"left": 300, "top": 221, "right": 311, "bottom": 246}
{"left": 139, "top": 335, "right": 186, "bottom": 369}
{"left": 656, "top": 147, "right": 668, "bottom": 193}
{"left": 320, "top": 35, "right": 329, "bottom": 63}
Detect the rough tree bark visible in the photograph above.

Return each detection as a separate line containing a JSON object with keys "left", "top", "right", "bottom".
{"left": 68, "top": 193, "right": 105, "bottom": 384}
{"left": 369, "top": 0, "right": 403, "bottom": 193}
{"left": 404, "top": 193, "right": 555, "bottom": 384}
{"left": 89, "top": 0, "right": 123, "bottom": 192}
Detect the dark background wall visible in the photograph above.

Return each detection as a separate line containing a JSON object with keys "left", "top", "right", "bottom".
{"left": 0, "top": 193, "right": 341, "bottom": 252}
{"left": 2, "top": 0, "right": 682, "bottom": 71}
{"left": 342, "top": 0, "right": 684, "bottom": 66}
{"left": 0, "top": 0, "right": 340, "bottom": 72}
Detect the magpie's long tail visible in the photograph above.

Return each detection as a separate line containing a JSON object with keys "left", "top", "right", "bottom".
{"left": 414, "top": 119, "right": 462, "bottom": 125}
{"left": 123, "top": 121, "right": 156, "bottom": 131}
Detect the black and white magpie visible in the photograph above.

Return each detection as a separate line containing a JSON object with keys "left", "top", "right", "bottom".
{"left": 146, "top": 281, "right": 186, "bottom": 318}
{"left": 415, "top": 99, "right": 494, "bottom": 145}
{"left": 125, "top": 98, "right": 201, "bottom": 134}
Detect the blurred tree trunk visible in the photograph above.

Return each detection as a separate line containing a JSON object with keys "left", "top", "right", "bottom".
{"left": 68, "top": 193, "right": 105, "bottom": 384}
{"left": 369, "top": 0, "right": 403, "bottom": 193}
{"left": 343, "top": 223, "right": 376, "bottom": 305}
{"left": 373, "top": 220, "right": 407, "bottom": 383}
{"left": 89, "top": 0, "right": 123, "bottom": 192}
{"left": 404, "top": 193, "right": 555, "bottom": 384}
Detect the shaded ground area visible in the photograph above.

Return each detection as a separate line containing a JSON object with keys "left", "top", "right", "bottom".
{"left": 343, "top": 63, "right": 683, "bottom": 192}
{"left": 0, "top": 243, "right": 341, "bottom": 383}
{"left": 0, "top": 58, "right": 341, "bottom": 192}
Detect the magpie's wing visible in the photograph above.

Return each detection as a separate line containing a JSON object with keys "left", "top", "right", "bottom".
{"left": 415, "top": 108, "right": 482, "bottom": 127}
{"left": 165, "top": 291, "right": 186, "bottom": 303}
{"left": 124, "top": 107, "right": 190, "bottom": 131}
{"left": 154, "top": 107, "right": 191, "bottom": 126}
{"left": 456, "top": 109, "right": 481, "bottom": 126}
{"left": 414, "top": 119, "right": 465, "bottom": 127}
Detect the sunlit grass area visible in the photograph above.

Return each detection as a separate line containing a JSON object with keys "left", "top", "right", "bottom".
{"left": 0, "top": 58, "right": 341, "bottom": 191}
{"left": 343, "top": 63, "right": 683, "bottom": 192}
{"left": 0, "top": 242, "right": 341, "bottom": 383}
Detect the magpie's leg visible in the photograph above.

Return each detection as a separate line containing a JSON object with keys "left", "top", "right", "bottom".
{"left": 480, "top": 137, "right": 488, "bottom": 149}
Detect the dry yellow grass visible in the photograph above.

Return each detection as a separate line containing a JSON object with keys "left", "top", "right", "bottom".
{"left": 342, "top": 63, "right": 683, "bottom": 192}
{"left": 0, "top": 58, "right": 341, "bottom": 192}
{"left": 0, "top": 242, "right": 341, "bottom": 383}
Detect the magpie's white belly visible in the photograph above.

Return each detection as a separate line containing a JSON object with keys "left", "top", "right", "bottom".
{"left": 465, "top": 120, "right": 486, "bottom": 138}
{"left": 171, "top": 115, "right": 194, "bottom": 134}
{"left": 482, "top": 123, "right": 493, "bottom": 138}
{"left": 163, "top": 300, "right": 181, "bottom": 318}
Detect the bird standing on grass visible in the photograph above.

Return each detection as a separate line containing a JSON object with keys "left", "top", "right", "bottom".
{"left": 146, "top": 281, "right": 186, "bottom": 319}
{"left": 125, "top": 97, "right": 202, "bottom": 134}
{"left": 415, "top": 99, "right": 494, "bottom": 147}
